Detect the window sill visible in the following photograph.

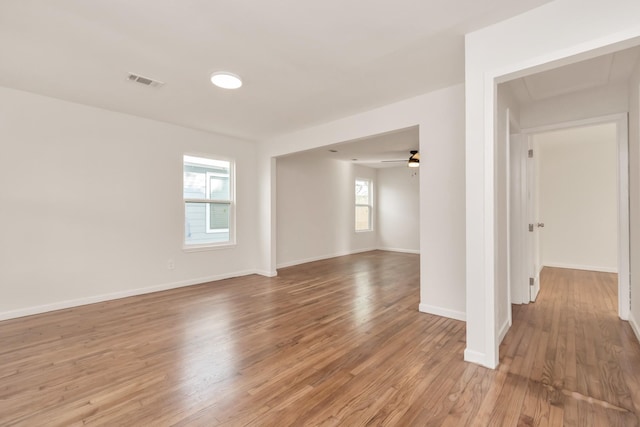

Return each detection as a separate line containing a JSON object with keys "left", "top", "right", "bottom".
{"left": 355, "top": 229, "right": 373, "bottom": 233}
{"left": 183, "top": 242, "right": 237, "bottom": 252}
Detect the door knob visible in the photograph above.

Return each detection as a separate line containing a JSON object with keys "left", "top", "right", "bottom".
{"left": 537, "top": 223, "right": 545, "bottom": 228}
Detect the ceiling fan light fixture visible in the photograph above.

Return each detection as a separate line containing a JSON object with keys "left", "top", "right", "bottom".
{"left": 407, "top": 150, "right": 420, "bottom": 167}
{"left": 210, "top": 71, "right": 243, "bottom": 89}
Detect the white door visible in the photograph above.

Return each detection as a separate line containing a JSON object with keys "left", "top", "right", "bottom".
{"left": 526, "top": 139, "right": 540, "bottom": 302}
{"left": 509, "top": 133, "right": 527, "bottom": 304}
{"left": 509, "top": 133, "right": 542, "bottom": 304}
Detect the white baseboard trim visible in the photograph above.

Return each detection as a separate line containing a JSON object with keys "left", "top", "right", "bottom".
{"left": 498, "top": 317, "right": 511, "bottom": 344}
{"left": 464, "top": 348, "right": 487, "bottom": 366}
{"left": 419, "top": 303, "right": 466, "bottom": 321}
{"left": 376, "top": 247, "right": 420, "bottom": 255}
{"left": 254, "top": 270, "right": 278, "bottom": 278}
{"left": 276, "top": 247, "right": 377, "bottom": 269}
{"left": 464, "top": 348, "right": 498, "bottom": 369}
{"left": 0, "top": 269, "right": 260, "bottom": 322}
{"left": 629, "top": 312, "right": 640, "bottom": 344}
{"left": 542, "top": 263, "right": 617, "bottom": 273}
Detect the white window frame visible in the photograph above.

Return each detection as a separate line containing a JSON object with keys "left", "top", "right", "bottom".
{"left": 355, "top": 178, "right": 373, "bottom": 232}
{"left": 204, "top": 171, "right": 231, "bottom": 234}
{"left": 183, "top": 154, "right": 236, "bottom": 250}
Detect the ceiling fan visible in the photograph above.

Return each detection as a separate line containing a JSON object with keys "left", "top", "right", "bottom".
{"left": 381, "top": 150, "right": 420, "bottom": 167}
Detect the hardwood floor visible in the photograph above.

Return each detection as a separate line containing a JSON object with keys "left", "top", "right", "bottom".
{"left": 0, "top": 253, "right": 639, "bottom": 426}
{"left": 502, "top": 267, "right": 640, "bottom": 426}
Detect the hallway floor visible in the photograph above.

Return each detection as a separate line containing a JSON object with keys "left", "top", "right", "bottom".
{"left": 501, "top": 267, "right": 640, "bottom": 426}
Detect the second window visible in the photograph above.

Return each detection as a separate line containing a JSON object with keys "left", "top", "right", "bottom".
{"left": 355, "top": 178, "right": 372, "bottom": 232}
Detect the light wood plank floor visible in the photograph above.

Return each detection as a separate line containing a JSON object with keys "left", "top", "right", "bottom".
{"left": 0, "top": 252, "right": 639, "bottom": 426}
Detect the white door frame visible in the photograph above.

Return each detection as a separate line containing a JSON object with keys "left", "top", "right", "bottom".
{"left": 521, "top": 113, "right": 630, "bottom": 320}
{"left": 505, "top": 109, "right": 515, "bottom": 326}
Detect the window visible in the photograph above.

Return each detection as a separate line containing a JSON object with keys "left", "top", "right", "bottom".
{"left": 355, "top": 178, "right": 372, "bottom": 231}
{"left": 183, "top": 155, "right": 234, "bottom": 247}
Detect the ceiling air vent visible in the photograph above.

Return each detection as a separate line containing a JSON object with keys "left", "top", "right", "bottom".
{"left": 126, "top": 72, "right": 164, "bottom": 88}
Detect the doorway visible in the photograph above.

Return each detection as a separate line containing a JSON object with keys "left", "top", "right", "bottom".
{"left": 509, "top": 116, "right": 630, "bottom": 320}
{"left": 274, "top": 126, "right": 421, "bottom": 269}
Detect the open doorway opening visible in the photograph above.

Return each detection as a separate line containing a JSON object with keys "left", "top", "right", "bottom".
{"left": 534, "top": 123, "right": 619, "bottom": 275}
{"left": 274, "top": 126, "right": 420, "bottom": 270}
{"left": 499, "top": 46, "right": 638, "bottom": 354}
{"left": 509, "top": 117, "right": 629, "bottom": 319}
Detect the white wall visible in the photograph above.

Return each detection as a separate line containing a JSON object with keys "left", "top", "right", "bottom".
{"left": 629, "top": 60, "right": 640, "bottom": 340}
{"left": 0, "top": 86, "right": 260, "bottom": 320}
{"left": 465, "top": 0, "right": 640, "bottom": 368}
{"left": 377, "top": 166, "right": 420, "bottom": 253}
{"left": 535, "top": 124, "right": 618, "bottom": 272}
{"left": 276, "top": 154, "right": 377, "bottom": 267}
{"left": 261, "top": 84, "right": 466, "bottom": 321}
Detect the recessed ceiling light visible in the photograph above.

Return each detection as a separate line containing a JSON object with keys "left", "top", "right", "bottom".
{"left": 210, "top": 71, "right": 242, "bottom": 89}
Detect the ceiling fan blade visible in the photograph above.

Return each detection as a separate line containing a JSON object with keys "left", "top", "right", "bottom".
{"left": 381, "top": 159, "right": 406, "bottom": 163}
{"left": 412, "top": 152, "right": 420, "bottom": 160}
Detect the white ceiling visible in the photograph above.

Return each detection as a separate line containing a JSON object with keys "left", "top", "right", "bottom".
{"left": 506, "top": 47, "right": 640, "bottom": 104}
{"left": 0, "top": 0, "right": 553, "bottom": 141}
